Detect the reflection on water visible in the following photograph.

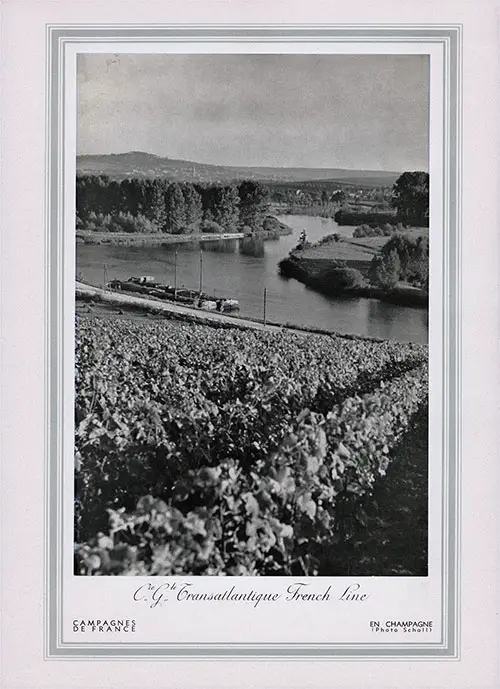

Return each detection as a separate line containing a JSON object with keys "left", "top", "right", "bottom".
{"left": 239, "top": 237, "right": 265, "bottom": 257}
{"left": 76, "top": 215, "right": 428, "bottom": 343}
{"left": 365, "top": 300, "right": 430, "bottom": 343}
{"left": 200, "top": 239, "right": 238, "bottom": 254}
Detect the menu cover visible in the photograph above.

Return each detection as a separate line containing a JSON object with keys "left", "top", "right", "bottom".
{"left": 1, "top": 1, "right": 499, "bottom": 688}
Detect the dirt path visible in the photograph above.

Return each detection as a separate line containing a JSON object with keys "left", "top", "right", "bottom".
{"left": 76, "top": 281, "right": 290, "bottom": 334}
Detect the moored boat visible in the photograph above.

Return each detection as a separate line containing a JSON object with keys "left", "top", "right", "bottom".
{"left": 106, "top": 277, "right": 240, "bottom": 311}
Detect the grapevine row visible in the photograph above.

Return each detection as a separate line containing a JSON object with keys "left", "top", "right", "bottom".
{"left": 74, "top": 316, "right": 427, "bottom": 540}
{"left": 75, "top": 361, "right": 428, "bottom": 576}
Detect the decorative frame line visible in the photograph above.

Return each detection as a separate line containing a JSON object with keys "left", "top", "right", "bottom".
{"left": 45, "top": 24, "right": 462, "bottom": 659}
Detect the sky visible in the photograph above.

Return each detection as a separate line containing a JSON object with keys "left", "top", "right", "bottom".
{"left": 77, "top": 54, "right": 429, "bottom": 172}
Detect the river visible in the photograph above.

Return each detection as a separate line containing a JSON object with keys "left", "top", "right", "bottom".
{"left": 76, "top": 214, "right": 428, "bottom": 343}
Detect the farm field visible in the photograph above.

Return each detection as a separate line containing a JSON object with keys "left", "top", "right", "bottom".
{"left": 74, "top": 314, "right": 428, "bottom": 576}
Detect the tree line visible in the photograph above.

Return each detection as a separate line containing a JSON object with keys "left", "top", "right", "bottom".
{"left": 369, "top": 233, "right": 429, "bottom": 291}
{"left": 271, "top": 187, "right": 346, "bottom": 206}
{"left": 76, "top": 175, "right": 270, "bottom": 234}
{"left": 333, "top": 171, "right": 429, "bottom": 228}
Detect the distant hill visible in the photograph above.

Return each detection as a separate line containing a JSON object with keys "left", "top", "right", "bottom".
{"left": 76, "top": 152, "right": 400, "bottom": 187}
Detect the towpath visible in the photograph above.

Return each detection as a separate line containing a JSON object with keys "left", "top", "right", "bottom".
{"left": 76, "top": 281, "right": 291, "bottom": 334}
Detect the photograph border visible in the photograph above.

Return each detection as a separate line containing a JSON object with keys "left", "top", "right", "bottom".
{"left": 45, "top": 24, "right": 461, "bottom": 659}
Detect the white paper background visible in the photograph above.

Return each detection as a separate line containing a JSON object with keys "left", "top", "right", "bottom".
{"left": 2, "top": 1, "right": 500, "bottom": 687}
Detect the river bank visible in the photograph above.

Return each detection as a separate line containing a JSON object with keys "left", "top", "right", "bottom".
{"left": 279, "top": 233, "right": 428, "bottom": 309}
{"left": 76, "top": 215, "right": 428, "bottom": 343}
{"left": 76, "top": 230, "right": 245, "bottom": 246}
{"left": 76, "top": 281, "right": 413, "bottom": 344}
{"left": 76, "top": 280, "right": 295, "bottom": 334}
{"left": 77, "top": 216, "right": 292, "bottom": 246}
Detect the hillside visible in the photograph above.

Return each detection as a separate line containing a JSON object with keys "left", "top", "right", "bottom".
{"left": 76, "top": 151, "right": 400, "bottom": 187}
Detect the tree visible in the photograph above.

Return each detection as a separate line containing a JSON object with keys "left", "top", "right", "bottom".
{"left": 382, "top": 234, "right": 410, "bottom": 278}
{"left": 391, "top": 171, "right": 429, "bottom": 227}
{"left": 119, "top": 178, "right": 143, "bottom": 216}
{"left": 76, "top": 174, "right": 111, "bottom": 219}
{"left": 322, "top": 265, "right": 364, "bottom": 291}
{"left": 164, "top": 182, "right": 187, "bottom": 233}
{"left": 182, "top": 183, "right": 203, "bottom": 228}
{"left": 369, "top": 249, "right": 401, "bottom": 290}
{"left": 238, "top": 181, "right": 270, "bottom": 230}
{"left": 296, "top": 229, "right": 308, "bottom": 248}
{"left": 381, "top": 232, "right": 429, "bottom": 284}
{"left": 206, "top": 185, "right": 239, "bottom": 230}
{"left": 331, "top": 190, "right": 345, "bottom": 203}
{"left": 141, "top": 178, "right": 167, "bottom": 228}
{"left": 405, "top": 235, "right": 429, "bottom": 286}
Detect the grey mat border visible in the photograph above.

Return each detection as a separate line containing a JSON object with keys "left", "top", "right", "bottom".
{"left": 45, "top": 24, "right": 461, "bottom": 660}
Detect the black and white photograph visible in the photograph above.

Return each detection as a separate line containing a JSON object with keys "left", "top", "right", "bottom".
{"left": 73, "top": 53, "right": 430, "bottom": 577}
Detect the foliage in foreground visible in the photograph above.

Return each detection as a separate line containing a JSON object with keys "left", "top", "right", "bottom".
{"left": 74, "top": 316, "right": 428, "bottom": 575}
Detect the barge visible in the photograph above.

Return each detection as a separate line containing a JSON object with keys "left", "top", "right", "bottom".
{"left": 107, "top": 277, "right": 240, "bottom": 313}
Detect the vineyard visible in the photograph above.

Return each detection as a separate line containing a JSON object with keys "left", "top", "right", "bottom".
{"left": 74, "top": 315, "right": 428, "bottom": 576}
